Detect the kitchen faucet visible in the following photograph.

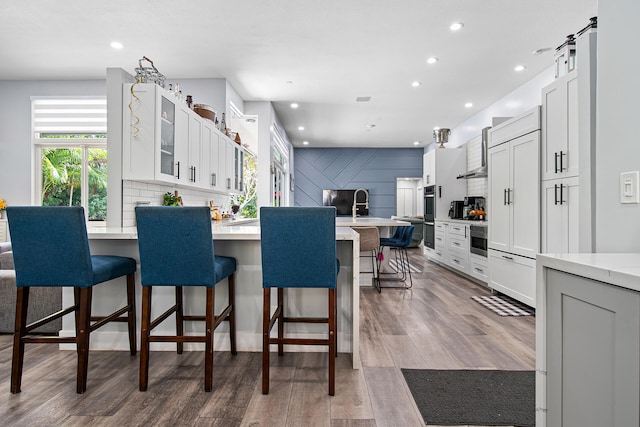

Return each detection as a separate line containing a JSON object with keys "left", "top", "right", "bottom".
{"left": 352, "top": 188, "right": 369, "bottom": 219}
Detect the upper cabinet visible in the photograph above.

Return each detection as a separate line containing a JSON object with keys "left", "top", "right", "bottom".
{"left": 541, "top": 73, "right": 579, "bottom": 180}
{"left": 423, "top": 148, "right": 466, "bottom": 219}
{"left": 122, "top": 83, "right": 245, "bottom": 194}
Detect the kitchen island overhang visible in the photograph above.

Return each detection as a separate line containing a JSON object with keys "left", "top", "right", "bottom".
{"left": 60, "top": 222, "right": 362, "bottom": 369}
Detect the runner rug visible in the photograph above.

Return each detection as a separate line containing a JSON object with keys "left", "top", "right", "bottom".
{"left": 471, "top": 295, "right": 535, "bottom": 316}
{"left": 401, "top": 368, "right": 535, "bottom": 426}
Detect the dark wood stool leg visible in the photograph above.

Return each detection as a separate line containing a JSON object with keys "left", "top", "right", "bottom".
{"left": 74, "top": 287, "right": 81, "bottom": 350}
{"left": 204, "top": 287, "right": 214, "bottom": 392}
{"left": 11, "top": 287, "right": 29, "bottom": 394}
{"left": 228, "top": 274, "right": 237, "bottom": 355}
{"left": 262, "top": 288, "right": 271, "bottom": 394}
{"left": 175, "top": 286, "right": 184, "bottom": 354}
{"left": 126, "top": 273, "right": 137, "bottom": 355}
{"left": 76, "top": 287, "right": 92, "bottom": 394}
{"left": 328, "top": 288, "right": 336, "bottom": 396}
{"left": 139, "top": 286, "right": 152, "bottom": 391}
{"left": 277, "top": 288, "right": 284, "bottom": 356}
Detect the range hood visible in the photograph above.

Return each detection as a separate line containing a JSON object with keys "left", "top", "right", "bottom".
{"left": 457, "top": 126, "right": 490, "bottom": 179}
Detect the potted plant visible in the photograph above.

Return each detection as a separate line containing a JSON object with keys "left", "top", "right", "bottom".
{"left": 163, "top": 191, "right": 182, "bottom": 206}
{"left": 0, "top": 198, "right": 6, "bottom": 219}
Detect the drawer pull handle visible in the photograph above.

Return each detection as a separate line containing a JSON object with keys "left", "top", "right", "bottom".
{"left": 474, "top": 267, "right": 484, "bottom": 273}
{"left": 502, "top": 255, "right": 513, "bottom": 260}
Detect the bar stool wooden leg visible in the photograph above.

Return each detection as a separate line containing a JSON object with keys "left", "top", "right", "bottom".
{"left": 139, "top": 286, "right": 152, "bottom": 391}
{"left": 277, "top": 288, "right": 284, "bottom": 356}
{"left": 204, "top": 287, "right": 215, "bottom": 392}
{"left": 228, "top": 274, "right": 237, "bottom": 355}
{"left": 10, "top": 287, "right": 29, "bottom": 394}
{"left": 76, "top": 287, "right": 92, "bottom": 394}
{"left": 126, "top": 273, "right": 137, "bottom": 355}
{"left": 175, "top": 286, "right": 184, "bottom": 354}
{"left": 328, "top": 288, "right": 336, "bottom": 396}
{"left": 262, "top": 288, "right": 271, "bottom": 394}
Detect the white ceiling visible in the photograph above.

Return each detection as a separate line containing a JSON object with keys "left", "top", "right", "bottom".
{"left": 0, "top": 0, "right": 597, "bottom": 148}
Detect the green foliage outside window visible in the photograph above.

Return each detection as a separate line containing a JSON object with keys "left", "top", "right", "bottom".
{"left": 231, "top": 153, "right": 257, "bottom": 218}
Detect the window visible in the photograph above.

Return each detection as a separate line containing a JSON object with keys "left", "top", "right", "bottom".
{"left": 32, "top": 98, "right": 108, "bottom": 223}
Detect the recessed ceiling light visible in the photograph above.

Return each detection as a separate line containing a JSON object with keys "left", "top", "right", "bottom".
{"left": 290, "top": 103, "right": 299, "bottom": 109}
{"left": 366, "top": 124, "right": 376, "bottom": 129}
{"left": 411, "top": 81, "right": 422, "bottom": 87}
{"left": 532, "top": 48, "right": 552, "bottom": 56}
{"left": 302, "top": 141, "right": 309, "bottom": 145}
{"left": 356, "top": 96, "right": 371, "bottom": 102}
{"left": 426, "top": 57, "right": 439, "bottom": 64}
{"left": 298, "top": 126, "right": 305, "bottom": 131}
{"left": 110, "top": 41, "right": 123, "bottom": 50}
{"left": 465, "top": 102, "right": 473, "bottom": 108}
{"left": 413, "top": 141, "right": 421, "bottom": 146}
{"left": 450, "top": 22, "right": 464, "bottom": 31}
{"left": 514, "top": 65, "right": 527, "bottom": 72}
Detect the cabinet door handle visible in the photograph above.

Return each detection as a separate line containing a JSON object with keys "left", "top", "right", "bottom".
{"left": 502, "top": 255, "right": 513, "bottom": 260}
{"left": 554, "top": 152, "right": 559, "bottom": 174}
{"left": 465, "top": 227, "right": 467, "bottom": 238}
{"left": 227, "top": 178, "right": 231, "bottom": 189}
{"left": 453, "top": 242, "right": 460, "bottom": 246}
{"left": 438, "top": 186, "right": 442, "bottom": 198}
{"left": 176, "top": 161, "right": 180, "bottom": 179}
{"left": 211, "top": 173, "right": 217, "bottom": 186}
{"left": 554, "top": 184, "right": 559, "bottom": 205}
{"left": 559, "top": 151, "right": 565, "bottom": 172}
{"left": 504, "top": 189, "right": 508, "bottom": 205}
{"left": 508, "top": 188, "right": 512, "bottom": 205}
{"left": 559, "top": 183, "right": 564, "bottom": 205}
{"left": 193, "top": 166, "right": 196, "bottom": 183}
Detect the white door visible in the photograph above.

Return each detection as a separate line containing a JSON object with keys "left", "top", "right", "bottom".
{"left": 488, "top": 142, "right": 510, "bottom": 252}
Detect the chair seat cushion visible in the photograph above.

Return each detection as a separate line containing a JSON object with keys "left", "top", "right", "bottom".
{"left": 214, "top": 256, "right": 237, "bottom": 283}
{"left": 380, "top": 237, "right": 402, "bottom": 247}
{"left": 90, "top": 256, "right": 137, "bottom": 287}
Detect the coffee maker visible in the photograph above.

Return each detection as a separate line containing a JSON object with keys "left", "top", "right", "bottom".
{"left": 448, "top": 201, "right": 464, "bottom": 219}
{"left": 463, "top": 196, "right": 486, "bottom": 220}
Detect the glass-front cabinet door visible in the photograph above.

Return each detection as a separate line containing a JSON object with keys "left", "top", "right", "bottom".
{"left": 159, "top": 96, "right": 175, "bottom": 177}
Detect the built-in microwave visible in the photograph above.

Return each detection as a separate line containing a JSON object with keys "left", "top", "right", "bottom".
{"left": 470, "top": 225, "right": 488, "bottom": 257}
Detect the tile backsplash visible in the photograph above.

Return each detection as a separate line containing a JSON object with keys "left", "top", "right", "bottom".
{"left": 122, "top": 180, "right": 231, "bottom": 227}
{"left": 465, "top": 137, "right": 488, "bottom": 198}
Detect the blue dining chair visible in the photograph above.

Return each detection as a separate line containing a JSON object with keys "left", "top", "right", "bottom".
{"left": 260, "top": 206, "right": 339, "bottom": 395}
{"left": 6, "top": 206, "right": 137, "bottom": 394}
{"left": 135, "top": 206, "right": 237, "bottom": 392}
{"left": 378, "top": 225, "right": 414, "bottom": 289}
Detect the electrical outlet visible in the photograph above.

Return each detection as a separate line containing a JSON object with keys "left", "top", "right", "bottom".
{"left": 620, "top": 171, "right": 640, "bottom": 204}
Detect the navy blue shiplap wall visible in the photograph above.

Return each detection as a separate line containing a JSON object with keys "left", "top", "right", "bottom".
{"left": 294, "top": 148, "right": 423, "bottom": 218}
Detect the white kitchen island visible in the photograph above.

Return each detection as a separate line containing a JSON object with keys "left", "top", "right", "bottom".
{"left": 62, "top": 220, "right": 363, "bottom": 369}
{"left": 536, "top": 253, "right": 640, "bottom": 427}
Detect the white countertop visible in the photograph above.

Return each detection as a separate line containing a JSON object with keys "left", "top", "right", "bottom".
{"left": 336, "top": 216, "right": 411, "bottom": 227}
{"left": 435, "top": 218, "right": 488, "bottom": 226}
{"left": 87, "top": 221, "right": 359, "bottom": 241}
{"left": 537, "top": 253, "right": 640, "bottom": 293}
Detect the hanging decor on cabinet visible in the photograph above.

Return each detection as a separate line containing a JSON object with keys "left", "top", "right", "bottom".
{"left": 134, "top": 56, "right": 166, "bottom": 88}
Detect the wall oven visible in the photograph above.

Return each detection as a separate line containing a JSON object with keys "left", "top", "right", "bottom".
{"left": 470, "top": 225, "right": 488, "bottom": 257}
{"left": 423, "top": 186, "right": 435, "bottom": 250}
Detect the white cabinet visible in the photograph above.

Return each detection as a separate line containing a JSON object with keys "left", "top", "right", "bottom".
{"left": 488, "top": 131, "right": 540, "bottom": 259}
{"left": 541, "top": 177, "right": 580, "bottom": 253}
{"left": 537, "top": 259, "right": 640, "bottom": 427}
{"left": 122, "top": 82, "right": 244, "bottom": 195}
{"left": 447, "top": 222, "right": 469, "bottom": 273}
{"left": 487, "top": 106, "right": 540, "bottom": 307}
{"left": 469, "top": 253, "right": 489, "bottom": 283}
{"left": 430, "top": 220, "right": 488, "bottom": 283}
{"left": 488, "top": 249, "right": 535, "bottom": 307}
{"left": 423, "top": 148, "right": 466, "bottom": 219}
{"left": 432, "top": 221, "right": 447, "bottom": 263}
{"left": 540, "top": 28, "right": 597, "bottom": 254}
{"left": 541, "top": 72, "right": 579, "bottom": 180}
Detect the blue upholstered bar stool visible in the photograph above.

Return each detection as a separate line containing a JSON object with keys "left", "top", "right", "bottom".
{"left": 135, "top": 206, "right": 237, "bottom": 392}
{"left": 378, "top": 225, "right": 414, "bottom": 289}
{"left": 6, "top": 206, "right": 137, "bottom": 394}
{"left": 260, "top": 206, "right": 339, "bottom": 396}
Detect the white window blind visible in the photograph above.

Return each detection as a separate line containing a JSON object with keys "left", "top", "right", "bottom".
{"left": 32, "top": 98, "right": 107, "bottom": 135}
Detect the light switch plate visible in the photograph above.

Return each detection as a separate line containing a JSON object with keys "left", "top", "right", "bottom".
{"left": 620, "top": 171, "right": 640, "bottom": 204}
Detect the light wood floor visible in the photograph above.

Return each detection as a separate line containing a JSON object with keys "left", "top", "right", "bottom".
{"left": 0, "top": 249, "right": 535, "bottom": 426}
